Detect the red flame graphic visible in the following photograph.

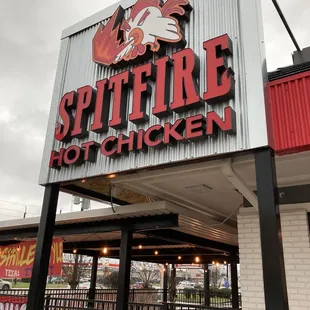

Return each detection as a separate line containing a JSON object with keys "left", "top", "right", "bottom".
{"left": 92, "top": 7, "right": 126, "bottom": 66}
{"left": 92, "top": 0, "right": 191, "bottom": 66}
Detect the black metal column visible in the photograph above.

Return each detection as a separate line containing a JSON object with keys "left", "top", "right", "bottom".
{"left": 255, "top": 148, "right": 289, "bottom": 310}
{"left": 27, "top": 184, "right": 60, "bottom": 310}
{"left": 203, "top": 264, "right": 210, "bottom": 307}
{"left": 88, "top": 255, "right": 99, "bottom": 308}
{"left": 116, "top": 230, "right": 133, "bottom": 310}
{"left": 231, "top": 260, "right": 238, "bottom": 309}
{"left": 163, "top": 267, "right": 168, "bottom": 303}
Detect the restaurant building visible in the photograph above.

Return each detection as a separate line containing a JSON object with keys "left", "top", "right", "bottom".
{"left": 0, "top": 0, "right": 309, "bottom": 309}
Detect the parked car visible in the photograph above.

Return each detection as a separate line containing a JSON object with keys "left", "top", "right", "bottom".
{"left": 0, "top": 279, "right": 12, "bottom": 290}
{"left": 50, "top": 277, "right": 65, "bottom": 284}
{"left": 77, "top": 282, "right": 103, "bottom": 289}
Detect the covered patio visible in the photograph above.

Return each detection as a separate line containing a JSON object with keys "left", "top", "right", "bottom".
{"left": 0, "top": 199, "right": 240, "bottom": 310}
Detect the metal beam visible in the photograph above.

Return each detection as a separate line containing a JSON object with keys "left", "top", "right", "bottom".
{"left": 63, "top": 238, "right": 179, "bottom": 250}
{"left": 272, "top": 0, "right": 301, "bottom": 52}
{"left": 88, "top": 254, "right": 99, "bottom": 308}
{"left": 146, "top": 229, "right": 238, "bottom": 253}
{"left": 204, "top": 264, "right": 210, "bottom": 307}
{"left": 243, "top": 184, "right": 310, "bottom": 207}
{"left": 61, "top": 184, "right": 128, "bottom": 206}
{"left": 255, "top": 148, "right": 289, "bottom": 310}
{"left": 27, "top": 184, "right": 60, "bottom": 310}
{"left": 231, "top": 257, "right": 239, "bottom": 309}
{"left": 0, "top": 214, "right": 178, "bottom": 241}
{"left": 116, "top": 230, "right": 132, "bottom": 310}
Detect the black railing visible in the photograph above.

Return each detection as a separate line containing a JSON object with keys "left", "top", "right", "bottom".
{"left": 44, "top": 298, "right": 116, "bottom": 310}
{"left": 0, "top": 289, "right": 241, "bottom": 309}
{"left": 165, "top": 302, "right": 240, "bottom": 310}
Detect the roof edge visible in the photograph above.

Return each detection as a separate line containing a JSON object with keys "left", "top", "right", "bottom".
{"left": 61, "top": 0, "right": 136, "bottom": 39}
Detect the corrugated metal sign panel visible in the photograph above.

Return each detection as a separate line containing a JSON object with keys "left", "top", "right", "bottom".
{"left": 269, "top": 71, "right": 310, "bottom": 155}
{"left": 39, "top": 0, "right": 268, "bottom": 184}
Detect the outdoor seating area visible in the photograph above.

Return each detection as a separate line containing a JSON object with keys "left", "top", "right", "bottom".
{"left": 1, "top": 289, "right": 242, "bottom": 310}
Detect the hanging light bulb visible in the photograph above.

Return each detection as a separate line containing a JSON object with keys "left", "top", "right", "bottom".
{"left": 73, "top": 249, "right": 77, "bottom": 254}
{"left": 103, "top": 247, "right": 108, "bottom": 254}
{"left": 195, "top": 257, "right": 200, "bottom": 263}
{"left": 216, "top": 262, "right": 220, "bottom": 267}
{"left": 178, "top": 256, "right": 182, "bottom": 260}
{"left": 138, "top": 245, "right": 143, "bottom": 250}
{"left": 224, "top": 261, "right": 227, "bottom": 265}
{"left": 212, "top": 261, "right": 215, "bottom": 265}
{"left": 154, "top": 250, "right": 159, "bottom": 255}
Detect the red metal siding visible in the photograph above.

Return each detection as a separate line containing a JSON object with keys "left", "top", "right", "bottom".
{"left": 268, "top": 71, "right": 310, "bottom": 155}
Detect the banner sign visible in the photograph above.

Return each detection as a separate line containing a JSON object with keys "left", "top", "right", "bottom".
{"left": 0, "top": 238, "right": 63, "bottom": 279}
{"left": 0, "top": 296, "right": 27, "bottom": 310}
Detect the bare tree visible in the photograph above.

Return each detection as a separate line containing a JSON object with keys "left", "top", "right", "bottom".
{"left": 62, "top": 254, "right": 92, "bottom": 289}
{"left": 131, "top": 262, "right": 161, "bottom": 288}
{"left": 209, "top": 265, "right": 226, "bottom": 288}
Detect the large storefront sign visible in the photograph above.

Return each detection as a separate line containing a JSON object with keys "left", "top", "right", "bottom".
{"left": 39, "top": 0, "right": 268, "bottom": 184}
{"left": 0, "top": 296, "right": 27, "bottom": 310}
{"left": 0, "top": 238, "right": 63, "bottom": 279}
{"left": 50, "top": 34, "right": 235, "bottom": 169}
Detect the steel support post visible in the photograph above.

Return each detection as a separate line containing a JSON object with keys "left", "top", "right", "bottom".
{"left": 116, "top": 230, "right": 133, "bottom": 310}
{"left": 203, "top": 264, "right": 210, "bottom": 307}
{"left": 27, "top": 184, "right": 60, "bottom": 310}
{"left": 88, "top": 255, "right": 99, "bottom": 308}
{"left": 231, "top": 259, "right": 239, "bottom": 309}
{"left": 255, "top": 148, "right": 289, "bottom": 310}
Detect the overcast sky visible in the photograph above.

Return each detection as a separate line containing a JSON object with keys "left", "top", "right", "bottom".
{"left": 0, "top": 0, "right": 309, "bottom": 220}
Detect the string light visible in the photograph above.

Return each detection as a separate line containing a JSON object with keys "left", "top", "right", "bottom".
{"left": 216, "top": 262, "right": 220, "bottom": 267}
{"left": 73, "top": 249, "right": 77, "bottom": 254}
{"left": 103, "top": 247, "right": 108, "bottom": 254}
{"left": 154, "top": 250, "right": 159, "bottom": 255}
{"left": 178, "top": 256, "right": 182, "bottom": 260}
{"left": 81, "top": 179, "right": 86, "bottom": 183}
{"left": 138, "top": 245, "right": 143, "bottom": 249}
{"left": 224, "top": 261, "right": 227, "bottom": 265}
{"left": 165, "top": 263, "right": 168, "bottom": 266}
{"left": 212, "top": 261, "right": 215, "bottom": 265}
{"left": 195, "top": 257, "right": 200, "bottom": 263}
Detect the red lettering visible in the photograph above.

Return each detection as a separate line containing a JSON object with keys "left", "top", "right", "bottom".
{"left": 129, "top": 63, "right": 155, "bottom": 124}
{"left": 81, "top": 141, "right": 100, "bottom": 163}
{"left": 117, "top": 132, "right": 138, "bottom": 155}
{"left": 171, "top": 49, "right": 202, "bottom": 113}
{"left": 71, "top": 85, "right": 96, "bottom": 138}
{"left": 91, "top": 79, "right": 111, "bottom": 133}
{"left": 54, "top": 92, "right": 76, "bottom": 142}
{"left": 49, "top": 148, "right": 66, "bottom": 169}
{"left": 186, "top": 114, "right": 206, "bottom": 141}
{"left": 137, "top": 129, "right": 147, "bottom": 152}
{"left": 206, "top": 107, "right": 236, "bottom": 138}
{"left": 101, "top": 136, "right": 118, "bottom": 157}
{"left": 63, "top": 146, "right": 85, "bottom": 166}
{"left": 164, "top": 119, "right": 186, "bottom": 145}
{"left": 203, "top": 34, "right": 235, "bottom": 104}
{"left": 109, "top": 71, "right": 133, "bottom": 129}
{"left": 144, "top": 125, "right": 164, "bottom": 149}
{"left": 153, "top": 56, "right": 173, "bottom": 118}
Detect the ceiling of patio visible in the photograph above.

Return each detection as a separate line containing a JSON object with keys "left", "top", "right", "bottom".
{"left": 62, "top": 150, "right": 310, "bottom": 251}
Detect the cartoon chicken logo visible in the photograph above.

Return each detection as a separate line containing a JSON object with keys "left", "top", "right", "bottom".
{"left": 92, "top": 0, "right": 192, "bottom": 66}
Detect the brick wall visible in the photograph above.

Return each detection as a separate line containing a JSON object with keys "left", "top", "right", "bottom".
{"left": 238, "top": 208, "right": 310, "bottom": 310}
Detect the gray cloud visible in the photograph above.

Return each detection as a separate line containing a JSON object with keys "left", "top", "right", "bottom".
{"left": 0, "top": 0, "right": 309, "bottom": 219}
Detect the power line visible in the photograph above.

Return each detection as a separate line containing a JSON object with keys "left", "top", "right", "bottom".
{"left": 0, "top": 199, "right": 41, "bottom": 209}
